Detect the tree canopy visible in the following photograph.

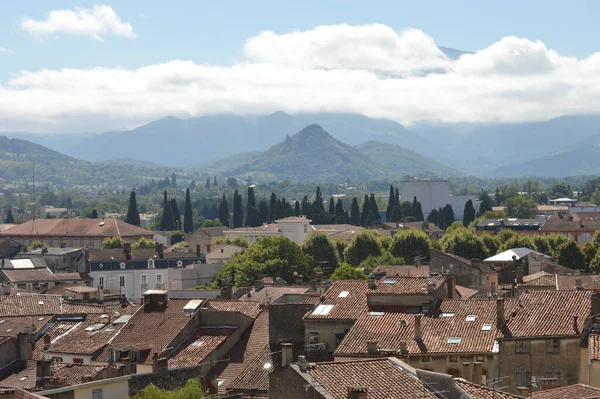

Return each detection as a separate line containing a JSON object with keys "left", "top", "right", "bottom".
{"left": 302, "top": 232, "right": 339, "bottom": 271}
{"left": 390, "top": 228, "right": 431, "bottom": 262}
{"left": 330, "top": 263, "right": 367, "bottom": 281}
{"left": 505, "top": 196, "right": 537, "bottom": 218}
{"left": 345, "top": 231, "right": 384, "bottom": 266}
{"left": 126, "top": 191, "right": 141, "bottom": 226}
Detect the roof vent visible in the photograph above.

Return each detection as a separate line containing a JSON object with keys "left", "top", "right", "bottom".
{"left": 99, "top": 221, "right": 105, "bottom": 226}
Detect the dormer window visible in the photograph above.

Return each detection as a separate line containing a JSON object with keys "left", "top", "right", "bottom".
{"left": 148, "top": 259, "right": 155, "bottom": 269}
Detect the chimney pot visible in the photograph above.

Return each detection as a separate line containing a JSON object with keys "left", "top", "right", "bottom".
{"left": 366, "top": 340, "right": 379, "bottom": 356}
{"left": 414, "top": 314, "right": 423, "bottom": 341}
{"left": 573, "top": 314, "right": 579, "bottom": 333}
{"left": 281, "top": 343, "right": 293, "bottom": 367}
{"left": 496, "top": 298, "right": 505, "bottom": 330}
{"left": 399, "top": 341, "right": 408, "bottom": 355}
{"left": 196, "top": 244, "right": 202, "bottom": 258}
{"left": 446, "top": 276, "right": 456, "bottom": 299}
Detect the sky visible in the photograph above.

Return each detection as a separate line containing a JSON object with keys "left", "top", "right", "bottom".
{"left": 2, "top": 1, "right": 600, "bottom": 133}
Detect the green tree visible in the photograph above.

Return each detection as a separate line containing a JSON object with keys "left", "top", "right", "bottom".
{"left": 582, "top": 241, "right": 598, "bottom": 268}
{"left": 3, "top": 209, "right": 14, "bottom": 224}
{"left": 269, "top": 193, "right": 277, "bottom": 222}
{"left": 482, "top": 234, "right": 500, "bottom": 256}
{"left": 531, "top": 235, "right": 551, "bottom": 255}
{"left": 478, "top": 190, "right": 493, "bottom": 215}
{"left": 462, "top": 200, "right": 476, "bottom": 227}
{"left": 232, "top": 190, "right": 243, "bottom": 228}
{"left": 294, "top": 201, "right": 300, "bottom": 217}
{"left": 390, "top": 206, "right": 402, "bottom": 222}
{"left": 183, "top": 188, "right": 193, "bottom": 233}
{"left": 556, "top": 240, "right": 586, "bottom": 270}
{"left": 129, "top": 378, "right": 204, "bottom": 399}
{"left": 549, "top": 183, "right": 572, "bottom": 199}
{"left": 213, "top": 176, "right": 218, "bottom": 187}
{"left": 302, "top": 232, "right": 339, "bottom": 271}
{"left": 414, "top": 202, "right": 424, "bottom": 222}
{"left": 218, "top": 194, "right": 230, "bottom": 228}
{"left": 163, "top": 190, "right": 168, "bottom": 207}
{"left": 593, "top": 230, "right": 600, "bottom": 249}
{"left": 259, "top": 200, "right": 269, "bottom": 224}
{"left": 90, "top": 209, "right": 98, "bottom": 219}
{"left": 496, "top": 229, "right": 518, "bottom": 244}
{"left": 390, "top": 228, "right": 431, "bottom": 262}
{"left": 30, "top": 240, "right": 48, "bottom": 250}
{"left": 359, "top": 253, "right": 406, "bottom": 269}
{"left": 247, "top": 186, "right": 256, "bottom": 209}
{"left": 345, "top": 231, "right": 383, "bottom": 266}
{"left": 386, "top": 185, "right": 396, "bottom": 221}
{"left": 330, "top": 263, "right": 367, "bottom": 281}
{"left": 440, "top": 230, "right": 489, "bottom": 260}
{"left": 500, "top": 234, "right": 535, "bottom": 252}
{"left": 426, "top": 209, "right": 439, "bottom": 225}
{"left": 313, "top": 187, "right": 325, "bottom": 214}
{"left": 350, "top": 197, "right": 360, "bottom": 226}
{"left": 301, "top": 195, "right": 311, "bottom": 218}
{"left": 328, "top": 197, "right": 335, "bottom": 215}
{"left": 441, "top": 204, "right": 454, "bottom": 229}
{"left": 132, "top": 237, "right": 156, "bottom": 249}
{"left": 590, "top": 252, "right": 600, "bottom": 274}
{"left": 369, "top": 193, "right": 380, "bottom": 220}
{"left": 170, "top": 231, "right": 185, "bottom": 245}
{"left": 360, "top": 195, "right": 370, "bottom": 226}
{"left": 102, "top": 236, "right": 124, "bottom": 249}
{"left": 245, "top": 206, "right": 261, "bottom": 227}
{"left": 505, "top": 196, "right": 537, "bottom": 218}
{"left": 160, "top": 200, "right": 174, "bottom": 231}
{"left": 126, "top": 191, "right": 141, "bottom": 226}
{"left": 205, "top": 177, "right": 211, "bottom": 189}
{"left": 545, "top": 233, "right": 571, "bottom": 258}
{"left": 335, "top": 199, "right": 345, "bottom": 217}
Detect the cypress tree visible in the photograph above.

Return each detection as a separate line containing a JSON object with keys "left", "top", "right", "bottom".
{"left": 386, "top": 185, "right": 395, "bottom": 221}
{"left": 90, "top": 209, "right": 98, "bottom": 219}
{"left": 395, "top": 188, "right": 400, "bottom": 206}
{"left": 218, "top": 194, "right": 230, "bottom": 227}
{"left": 463, "top": 200, "right": 476, "bottom": 227}
{"left": 365, "top": 210, "right": 375, "bottom": 227}
{"left": 126, "top": 191, "right": 141, "bottom": 226}
{"left": 205, "top": 178, "right": 211, "bottom": 189}
{"left": 313, "top": 186, "right": 325, "bottom": 214}
{"left": 442, "top": 204, "right": 455, "bottom": 229}
{"left": 390, "top": 206, "right": 402, "bottom": 222}
{"left": 233, "top": 190, "right": 244, "bottom": 228}
{"left": 4, "top": 209, "right": 14, "bottom": 224}
{"left": 269, "top": 193, "right": 277, "bottom": 222}
{"left": 350, "top": 197, "right": 360, "bottom": 226}
{"left": 213, "top": 176, "right": 218, "bottom": 187}
{"left": 275, "top": 199, "right": 285, "bottom": 220}
{"left": 328, "top": 197, "right": 335, "bottom": 215}
{"left": 412, "top": 196, "right": 418, "bottom": 216}
{"left": 360, "top": 195, "right": 370, "bottom": 226}
{"left": 247, "top": 187, "right": 256, "bottom": 209}
{"left": 414, "top": 201, "right": 424, "bottom": 222}
{"left": 301, "top": 195, "right": 312, "bottom": 217}
{"left": 259, "top": 200, "right": 269, "bottom": 223}
{"left": 438, "top": 207, "right": 444, "bottom": 228}
{"left": 171, "top": 198, "right": 181, "bottom": 230}
{"left": 427, "top": 209, "right": 439, "bottom": 225}
{"left": 294, "top": 201, "right": 300, "bottom": 216}
{"left": 369, "top": 193, "right": 380, "bottom": 220}
{"left": 245, "top": 206, "right": 261, "bottom": 227}
{"left": 335, "top": 198, "right": 344, "bottom": 217}
{"left": 184, "top": 188, "right": 193, "bottom": 233}
{"left": 163, "top": 190, "right": 168, "bottom": 207}
{"left": 161, "top": 201, "right": 174, "bottom": 230}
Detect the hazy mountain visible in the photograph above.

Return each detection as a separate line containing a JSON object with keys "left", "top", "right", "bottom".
{"left": 354, "top": 140, "right": 460, "bottom": 178}
{"left": 196, "top": 151, "right": 262, "bottom": 172}
{"left": 226, "top": 125, "right": 389, "bottom": 182}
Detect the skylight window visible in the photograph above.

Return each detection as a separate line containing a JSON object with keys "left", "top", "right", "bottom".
{"left": 382, "top": 279, "right": 396, "bottom": 284}
{"left": 191, "top": 339, "right": 204, "bottom": 347}
{"left": 6, "top": 329, "right": 12, "bottom": 333}
{"left": 466, "top": 315, "right": 477, "bottom": 322}
{"left": 338, "top": 291, "right": 349, "bottom": 298}
{"left": 105, "top": 328, "right": 115, "bottom": 333}
{"left": 38, "top": 317, "right": 45, "bottom": 321}
{"left": 369, "top": 311, "right": 384, "bottom": 316}
{"left": 440, "top": 312, "right": 455, "bottom": 317}
{"left": 312, "top": 304, "right": 334, "bottom": 316}
{"left": 481, "top": 324, "right": 492, "bottom": 331}
{"left": 447, "top": 337, "right": 462, "bottom": 344}
{"left": 0, "top": 320, "right": 5, "bottom": 324}
{"left": 398, "top": 320, "right": 407, "bottom": 327}
{"left": 38, "top": 301, "right": 44, "bottom": 305}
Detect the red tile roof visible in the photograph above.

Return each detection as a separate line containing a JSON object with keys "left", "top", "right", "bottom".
{"left": 335, "top": 300, "right": 501, "bottom": 356}
{"left": 304, "top": 358, "right": 438, "bottom": 399}
{"left": 238, "top": 286, "right": 311, "bottom": 303}
{"left": 455, "top": 379, "right": 524, "bottom": 398}
{"left": 228, "top": 344, "right": 273, "bottom": 394}
{"left": 522, "top": 273, "right": 600, "bottom": 291}
{"left": 456, "top": 285, "right": 479, "bottom": 300}
{"left": 370, "top": 276, "right": 446, "bottom": 296}
{"left": 0, "top": 316, "right": 49, "bottom": 337}
{"left": 502, "top": 290, "right": 592, "bottom": 338}
{"left": 206, "top": 300, "right": 261, "bottom": 319}
{"left": 373, "top": 265, "right": 430, "bottom": 277}
{"left": 540, "top": 213, "right": 600, "bottom": 232}
{"left": 1, "top": 268, "right": 90, "bottom": 283}
{"left": 0, "top": 294, "right": 107, "bottom": 317}
{"left": 87, "top": 248, "right": 200, "bottom": 262}
{"left": 0, "top": 218, "right": 153, "bottom": 238}
{"left": 531, "top": 383, "right": 600, "bottom": 399}
{"left": 0, "top": 361, "right": 109, "bottom": 390}
{"left": 303, "top": 280, "right": 369, "bottom": 321}
{"left": 168, "top": 327, "right": 236, "bottom": 369}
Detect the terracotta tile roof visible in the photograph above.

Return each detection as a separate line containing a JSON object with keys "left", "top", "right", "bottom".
{"left": 0, "top": 218, "right": 153, "bottom": 238}
{"left": 455, "top": 379, "right": 524, "bottom": 398}
{"left": 303, "top": 280, "right": 369, "bottom": 321}
{"left": 225, "top": 224, "right": 278, "bottom": 233}
{"left": 370, "top": 276, "right": 446, "bottom": 296}
{"left": 522, "top": 274, "right": 600, "bottom": 291}
{"left": 502, "top": 290, "right": 592, "bottom": 338}
{"left": 110, "top": 299, "right": 197, "bottom": 364}
{"left": 210, "top": 311, "right": 270, "bottom": 394}
{"left": 228, "top": 344, "right": 273, "bottom": 394}
{"left": 373, "top": 265, "right": 430, "bottom": 277}
{"left": 304, "top": 358, "right": 438, "bottom": 399}
{"left": 238, "top": 286, "right": 311, "bottom": 303}
{"left": 540, "top": 213, "right": 600, "bottom": 232}
{"left": 531, "top": 383, "right": 600, "bottom": 399}
{"left": 168, "top": 327, "right": 236, "bottom": 369}
{"left": 335, "top": 300, "right": 501, "bottom": 356}
{"left": 0, "top": 294, "right": 104, "bottom": 316}
{"left": 0, "top": 316, "right": 49, "bottom": 337}
{"left": 431, "top": 249, "right": 472, "bottom": 266}
{"left": 0, "top": 361, "right": 108, "bottom": 390}
{"left": 523, "top": 271, "right": 553, "bottom": 283}
{"left": 456, "top": 285, "right": 478, "bottom": 299}
{"left": 206, "top": 300, "right": 261, "bottom": 319}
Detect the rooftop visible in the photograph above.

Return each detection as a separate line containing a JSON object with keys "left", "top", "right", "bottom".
{"left": 372, "top": 265, "right": 430, "bottom": 277}
{"left": 168, "top": 327, "right": 237, "bottom": 369}
{"left": 0, "top": 268, "right": 90, "bottom": 283}
{"left": 87, "top": 248, "right": 200, "bottom": 262}
{"left": 484, "top": 248, "right": 550, "bottom": 263}
{"left": 0, "top": 219, "right": 153, "bottom": 238}
{"left": 370, "top": 276, "right": 446, "bottom": 296}
{"left": 454, "top": 379, "right": 524, "bottom": 398}
{"left": 238, "top": 285, "right": 312, "bottom": 303}
{"left": 303, "top": 280, "right": 369, "bottom": 321}
{"left": 0, "top": 294, "right": 108, "bottom": 317}
{"left": 205, "top": 300, "right": 261, "bottom": 319}
{"left": 0, "top": 361, "right": 110, "bottom": 390}
{"left": 540, "top": 212, "right": 600, "bottom": 232}
{"left": 531, "top": 383, "right": 600, "bottom": 399}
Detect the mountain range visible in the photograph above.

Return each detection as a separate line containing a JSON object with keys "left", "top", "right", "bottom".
{"left": 6, "top": 111, "right": 600, "bottom": 178}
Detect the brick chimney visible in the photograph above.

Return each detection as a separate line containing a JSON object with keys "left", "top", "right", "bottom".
{"left": 43, "top": 335, "right": 51, "bottom": 351}
{"left": 366, "top": 340, "right": 378, "bottom": 356}
{"left": 446, "top": 276, "right": 456, "bottom": 299}
{"left": 347, "top": 386, "right": 368, "bottom": 399}
{"left": 414, "top": 314, "right": 423, "bottom": 341}
{"left": 281, "top": 343, "right": 293, "bottom": 367}
{"left": 496, "top": 298, "right": 505, "bottom": 330}
{"left": 151, "top": 352, "right": 168, "bottom": 373}
{"left": 592, "top": 292, "right": 600, "bottom": 320}
{"left": 196, "top": 244, "right": 202, "bottom": 258}
{"left": 473, "top": 362, "right": 483, "bottom": 384}
{"left": 157, "top": 243, "right": 164, "bottom": 259}
{"left": 36, "top": 359, "right": 52, "bottom": 380}
{"left": 462, "top": 363, "right": 471, "bottom": 381}
{"left": 573, "top": 314, "right": 579, "bottom": 334}
{"left": 123, "top": 242, "right": 132, "bottom": 261}
{"left": 399, "top": 341, "right": 408, "bottom": 355}
{"left": 516, "top": 266, "right": 524, "bottom": 284}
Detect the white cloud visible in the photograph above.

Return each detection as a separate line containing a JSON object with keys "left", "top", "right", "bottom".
{"left": 3, "top": 23, "right": 600, "bottom": 132}
{"left": 20, "top": 5, "right": 136, "bottom": 41}
{"left": 0, "top": 47, "right": 13, "bottom": 54}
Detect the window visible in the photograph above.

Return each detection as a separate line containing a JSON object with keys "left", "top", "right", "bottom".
{"left": 466, "top": 315, "right": 477, "bottom": 322}
{"left": 119, "top": 276, "right": 125, "bottom": 287}
{"left": 475, "top": 355, "right": 485, "bottom": 362}
{"left": 73, "top": 358, "right": 84, "bottom": 364}
{"left": 447, "top": 337, "right": 462, "bottom": 344}
{"left": 448, "top": 355, "right": 458, "bottom": 363}
{"left": 516, "top": 340, "right": 530, "bottom": 354}
{"left": 338, "top": 291, "right": 349, "bottom": 298}
{"left": 92, "top": 388, "right": 103, "bottom": 399}
{"left": 98, "top": 276, "right": 105, "bottom": 289}
{"left": 156, "top": 274, "right": 163, "bottom": 285}
{"left": 546, "top": 338, "right": 560, "bottom": 354}
{"left": 545, "top": 365, "right": 560, "bottom": 384}
{"left": 51, "top": 357, "right": 63, "bottom": 363}
{"left": 309, "top": 331, "right": 319, "bottom": 344}
{"left": 516, "top": 366, "right": 531, "bottom": 387}
{"left": 141, "top": 275, "right": 147, "bottom": 285}
{"left": 312, "top": 304, "right": 334, "bottom": 316}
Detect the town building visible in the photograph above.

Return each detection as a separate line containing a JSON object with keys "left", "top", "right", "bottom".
{"left": 430, "top": 249, "right": 498, "bottom": 297}
{"left": 475, "top": 218, "right": 547, "bottom": 235}
{"left": 540, "top": 212, "right": 600, "bottom": 245}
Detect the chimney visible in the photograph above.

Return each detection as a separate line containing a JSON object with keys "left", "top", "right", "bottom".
{"left": 462, "top": 363, "right": 471, "bottom": 382}
{"left": 43, "top": 335, "right": 51, "bottom": 351}
{"left": 347, "top": 387, "right": 368, "bottom": 399}
{"left": 366, "top": 340, "right": 379, "bottom": 356}
{"left": 575, "top": 278, "right": 583, "bottom": 290}
{"left": 446, "top": 276, "right": 456, "bottom": 299}
{"left": 196, "top": 244, "right": 202, "bottom": 258}
{"left": 399, "top": 341, "right": 407, "bottom": 355}
{"left": 573, "top": 314, "right": 579, "bottom": 334}
{"left": 471, "top": 258, "right": 482, "bottom": 270}
{"left": 151, "top": 353, "right": 168, "bottom": 373}
{"left": 473, "top": 362, "right": 483, "bottom": 384}
{"left": 516, "top": 266, "right": 524, "bottom": 284}
{"left": 123, "top": 242, "right": 132, "bottom": 261}
{"left": 157, "top": 243, "right": 164, "bottom": 259}
{"left": 220, "top": 285, "right": 232, "bottom": 300}
{"left": 36, "top": 359, "right": 52, "bottom": 379}
{"left": 592, "top": 292, "right": 600, "bottom": 319}
{"left": 414, "top": 314, "right": 422, "bottom": 341}
{"left": 281, "top": 343, "right": 293, "bottom": 367}
{"left": 496, "top": 298, "right": 505, "bottom": 329}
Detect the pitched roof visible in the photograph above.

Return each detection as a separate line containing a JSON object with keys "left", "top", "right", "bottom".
{"left": 0, "top": 219, "right": 153, "bottom": 237}
{"left": 238, "top": 286, "right": 311, "bottom": 303}
{"left": 335, "top": 300, "right": 501, "bottom": 356}
{"left": 87, "top": 248, "right": 200, "bottom": 262}
{"left": 455, "top": 379, "right": 524, "bottom": 398}
{"left": 205, "top": 300, "right": 261, "bottom": 319}
{"left": 110, "top": 299, "right": 197, "bottom": 364}
{"left": 0, "top": 361, "right": 109, "bottom": 390}
{"left": 523, "top": 273, "right": 600, "bottom": 291}
{"left": 168, "top": 327, "right": 236, "bottom": 369}
{"left": 484, "top": 248, "right": 548, "bottom": 262}
{"left": 228, "top": 344, "right": 273, "bottom": 394}
{"left": 303, "top": 358, "right": 438, "bottom": 399}
{"left": 502, "top": 290, "right": 592, "bottom": 338}
{"left": 0, "top": 316, "right": 50, "bottom": 337}
{"left": 540, "top": 213, "right": 600, "bottom": 232}
{"left": 456, "top": 285, "right": 478, "bottom": 300}
{"left": 531, "top": 383, "right": 600, "bottom": 399}
{"left": 431, "top": 249, "right": 472, "bottom": 267}
{"left": 370, "top": 276, "right": 446, "bottom": 296}
{"left": 373, "top": 265, "right": 430, "bottom": 277}
{"left": 0, "top": 268, "right": 89, "bottom": 283}
{"left": 303, "top": 280, "right": 369, "bottom": 321}
{"left": 0, "top": 294, "right": 106, "bottom": 317}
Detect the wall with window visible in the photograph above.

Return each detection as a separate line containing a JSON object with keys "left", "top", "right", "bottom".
{"left": 305, "top": 320, "right": 355, "bottom": 352}
{"left": 44, "top": 352, "right": 92, "bottom": 365}
{"left": 90, "top": 269, "right": 168, "bottom": 300}
{"left": 498, "top": 337, "right": 581, "bottom": 394}
{"left": 72, "top": 378, "right": 129, "bottom": 399}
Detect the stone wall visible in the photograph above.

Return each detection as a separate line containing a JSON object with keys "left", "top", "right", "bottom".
{"left": 269, "top": 303, "right": 314, "bottom": 345}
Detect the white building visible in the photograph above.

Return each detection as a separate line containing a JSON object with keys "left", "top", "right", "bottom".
{"left": 398, "top": 180, "right": 480, "bottom": 221}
